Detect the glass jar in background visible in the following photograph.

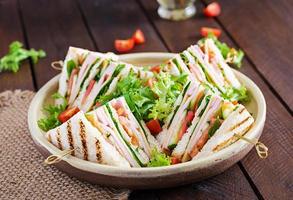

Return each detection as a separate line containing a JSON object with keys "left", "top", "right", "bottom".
{"left": 157, "top": 0, "right": 196, "bottom": 21}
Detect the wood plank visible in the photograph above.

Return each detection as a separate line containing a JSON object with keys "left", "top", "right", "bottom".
{"left": 18, "top": 0, "right": 95, "bottom": 89}
{"left": 139, "top": 0, "right": 293, "bottom": 199}
{"left": 0, "top": 0, "right": 34, "bottom": 92}
{"left": 215, "top": 0, "right": 293, "bottom": 111}
{"left": 77, "top": 0, "right": 166, "bottom": 53}
{"left": 158, "top": 165, "right": 257, "bottom": 200}
{"left": 79, "top": 0, "right": 258, "bottom": 199}
{"left": 130, "top": 165, "right": 257, "bottom": 200}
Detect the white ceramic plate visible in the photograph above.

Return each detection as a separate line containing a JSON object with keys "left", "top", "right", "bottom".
{"left": 28, "top": 53, "right": 266, "bottom": 189}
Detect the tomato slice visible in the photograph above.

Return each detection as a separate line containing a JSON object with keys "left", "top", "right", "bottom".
{"left": 232, "top": 100, "right": 238, "bottom": 105}
{"left": 114, "top": 39, "right": 135, "bottom": 53}
{"left": 200, "top": 27, "right": 221, "bottom": 37}
{"left": 186, "top": 111, "right": 194, "bottom": 122}
{"left": 132, "top": 29, "right": 145, "bottom": 44}
{"left": 178, "top": 121, "right": 188, "bottom": 141}
{"left": 204, "top": 2, "right": 221, "bottom": 17}
{"left": 146, "top": 119, "right": 162, "bottom": 135}
{"left": 58, "top": 107, "right": 80, "bottom": 123}
{"left": 146, "top": 78, "right": 154, "bottom": 88}
{"left": 67, "top": 68, "right": 78, "bottom": 95}
{"left": 177, "top": 111, "right": 194, "bottom": 141}
{"left": 150, "top": 65, "right": 161, "bottom": 73}
{"left": 171, "top": 157, "right": 181, "bottom": 165}
{"left": 81, "top": 79, "right": 96, "bottom": 104}
{"left": 95, "top": 101, "right": 102, "bottom": 107}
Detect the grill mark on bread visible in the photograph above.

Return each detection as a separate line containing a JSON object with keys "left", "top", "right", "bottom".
{"left": 48, "top": 133, "right": 52, "bottom": 144}
{"left": 238, "top": 107, "right": 245, "bottom": 114}
{"left": 228, "top": 116, "right": 252, "bottom": 132}
{"left": 67, "top": 121, "right": 75, "bottom": 156}
{"left": 79, "top": 120, "right": 88, "bottom": 160}
{"left": 213, "top": 118, "right": 253, "bottom": 152}
{"left": 56, "top": 128, "right": 63, "bottom": 150}
{"left": 95, "top": 139, "right": 102, "bottom": 162}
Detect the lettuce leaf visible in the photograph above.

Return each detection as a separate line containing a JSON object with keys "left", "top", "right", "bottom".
{"left": 37, "top": 93, "right": 67, "bottom": 132}
{"left": 66, "top": 59, "right": 76, "bottom": 77}
{"left": 0, "top": 41, "right": 46, "bottom": 73}
{"left": 97, "top": 71, "right": 156, "bottom": 120}
{"left": 222, "top": 86, "right": 249, "bottom": 102}
{"left": 147, "top": 148, "right": 171, "bottom": 167}
{"left": 97, "top": 70, "right": 187, "bottom": 122}
{"left": 148, "top": 98, "right": 173, "bottom": 121}
{"left": 149, "top": 72, "right": 187, "bottom": 121}
{"left": 208, "top": 118, "right": 221, "bottom": 138}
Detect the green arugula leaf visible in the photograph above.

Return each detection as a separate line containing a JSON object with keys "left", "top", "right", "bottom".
{"left": 37, "top": 93, "right": 67, "bottom": 132}
{"left": 147, "top": 148, "right": 171, "bottom": 167}
{"left": 0, "top": 41, "right": 46, "bottom": 73}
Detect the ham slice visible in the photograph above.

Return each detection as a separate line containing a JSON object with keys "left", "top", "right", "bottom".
{"left": 194, "top": 104, "right": 254, "bottom": 159}
{"left": 183, "top": 95, "right": 222, "bottom": 161}
{"left": 189, "top": 45, "right": 226, "bottom": 92}
{"left": 80, "top": 62, "right": 117, "bottom": 112}
{"left": 68, "top": 53, "right": 99, "bottom": 105}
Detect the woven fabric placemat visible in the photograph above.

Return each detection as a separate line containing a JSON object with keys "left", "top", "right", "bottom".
{"left": 0, "top": 90, "right": 130, "bottom": 200}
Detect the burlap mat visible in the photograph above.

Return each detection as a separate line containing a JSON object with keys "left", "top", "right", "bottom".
{"left": 0, "top": 90, "right": 130, "bottom": 200}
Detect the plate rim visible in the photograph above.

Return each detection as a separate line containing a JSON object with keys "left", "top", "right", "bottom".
{"left": 28, "top": 52, "right": 266, "bottom": 178}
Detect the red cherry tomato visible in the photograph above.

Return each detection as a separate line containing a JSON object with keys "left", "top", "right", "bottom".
{"left": 178, "top": 121, "right": 188, "bottom": 141}
{"left": 132, "top": 29, "right": 145, "bottom": 44}
{"left": 81, "top": 79, "right": 95, "bottom": 104}
{"left": 171, "top": 157, "right": 181, "bottom": 165}
{"left": 150, "top": 65, "right": 161, "bottom": 73}
{"left": 114, "top": 38, "right": 135, "bottom": 53}
{"left": 178, "top": 111, "right": 194, "bottom": 140}
{"left": 204, "top": 2, "right": 221, "bottom": 17}
{"left": 200, "top": 27, "right": 222, "bottom": 37}
{"left": 58, "top": 107, "right": 80, "bottom": 123}
{"left": 186, "top": 111, "right": 194, "bottom": 122}
{"left": 146, "top": 119, "right": 162, "bottom": 135}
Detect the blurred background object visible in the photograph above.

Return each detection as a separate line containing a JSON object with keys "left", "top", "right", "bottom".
{"left": 157, "top": 0, "right": 196, "bottom": 20}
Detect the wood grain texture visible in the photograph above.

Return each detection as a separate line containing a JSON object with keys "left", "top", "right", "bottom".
{"left": 158, "top": 165, "right": 257, "bottom": 200}
{"left": 239, "top": 59, "right": 293, "bottom": 200}
{"left": 139, "top": 0, "right": 293, "bottom": 199}
{"left": 130, "top": 165, "right": 258, "bottom": 200}
{"left": 18, "top": 0, "right": 95, "bottom": 89}
{"left": 77, "top": 0, "right": 166, "bottom": 53}
{"left": 215, "top": 0, "right": 293, "bottom": 112}
{"left": 0, "top": 0, "right": 34, "bottom": 92}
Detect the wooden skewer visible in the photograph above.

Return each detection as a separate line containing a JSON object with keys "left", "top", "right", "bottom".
{"left": 51, "top": 60, "right": 63, "bottom": 71}
{"left": 44, "top": 148, "right": 76, "bottom": 165}
{"left": 234, "top": 134, "right": 268, "bottom": 159}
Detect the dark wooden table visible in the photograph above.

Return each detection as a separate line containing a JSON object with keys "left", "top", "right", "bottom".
{"left": 1, "top": 0, "right": 292, "bottom": 199}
